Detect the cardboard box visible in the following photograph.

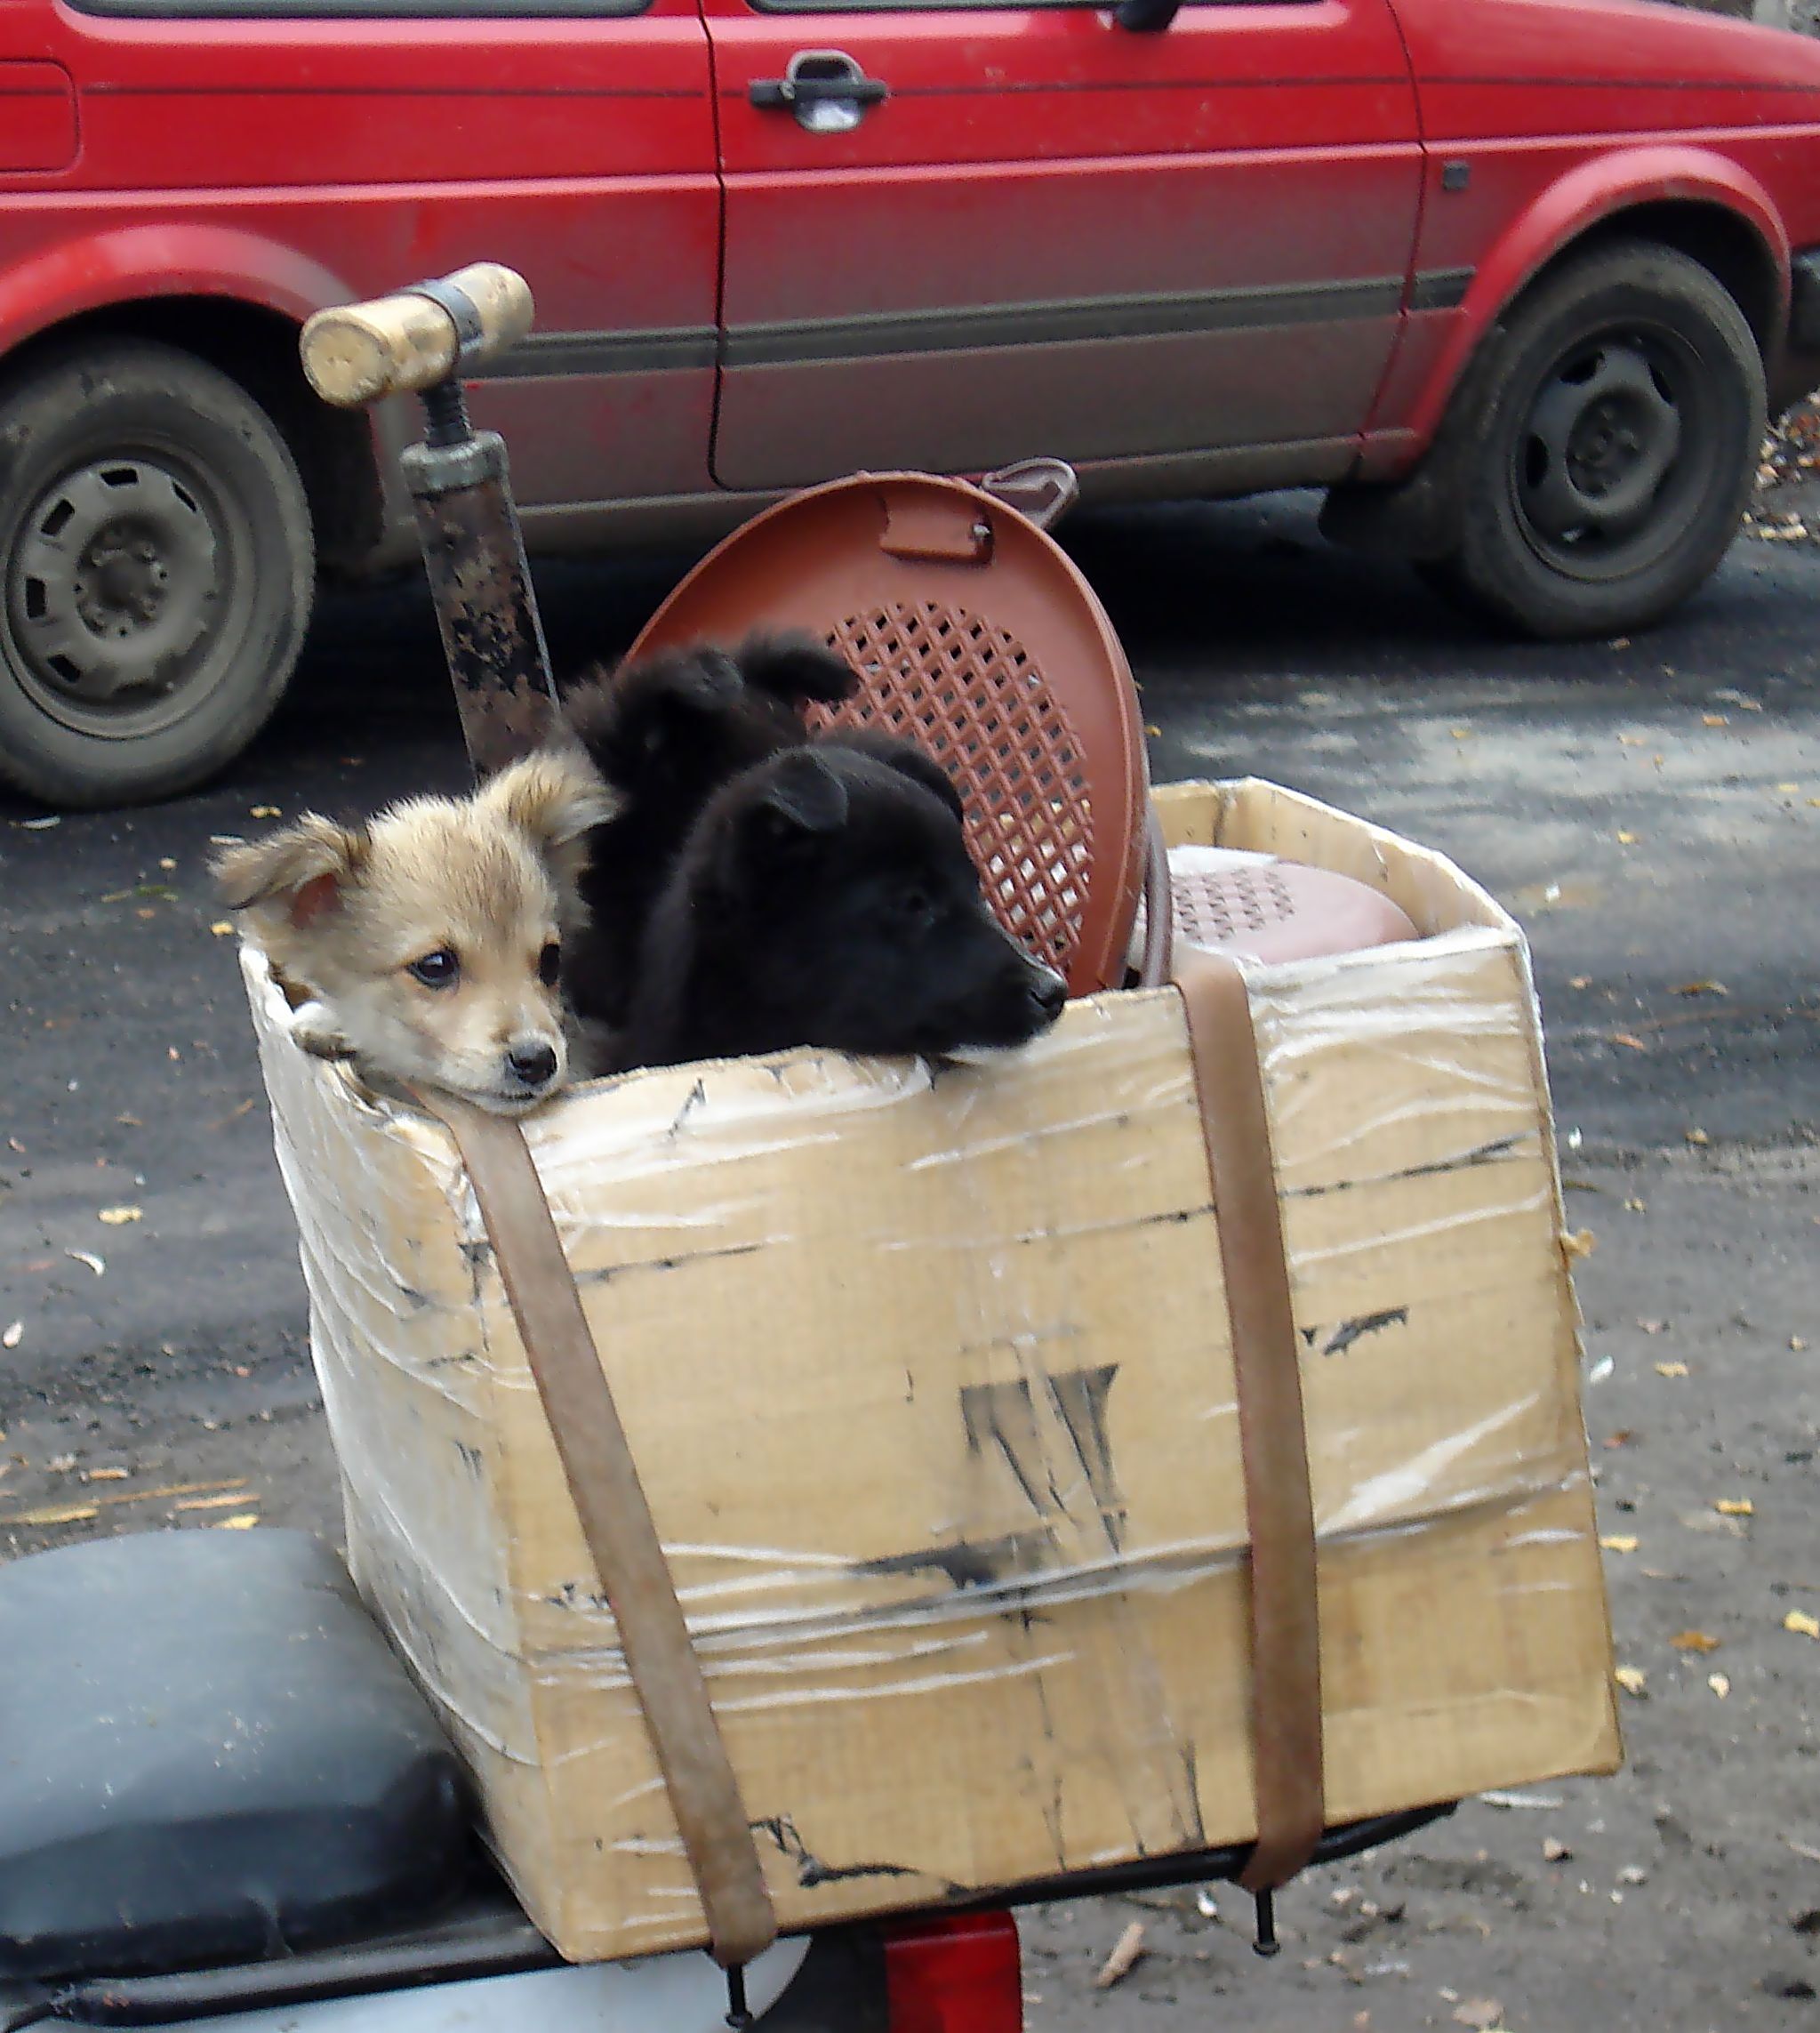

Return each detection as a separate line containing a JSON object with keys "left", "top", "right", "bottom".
{"left": 245, "top": 777, "right": 1619, "bottom": 1964}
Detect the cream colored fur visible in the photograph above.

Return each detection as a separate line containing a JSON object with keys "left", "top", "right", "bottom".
{"left": 213, "top": 751, "right": 618, "bottom": 1113}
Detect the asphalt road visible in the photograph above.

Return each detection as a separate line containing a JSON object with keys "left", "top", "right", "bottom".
{"left": 4, "top": 497, "right": 1819, "bottom": 2030}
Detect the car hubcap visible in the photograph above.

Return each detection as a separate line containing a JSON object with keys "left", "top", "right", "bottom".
{"left": 6, "top": 456, "right": 225, "bottom": 735}
{"left": 1511, "top": 330, "right": 1704, "bottom": 580}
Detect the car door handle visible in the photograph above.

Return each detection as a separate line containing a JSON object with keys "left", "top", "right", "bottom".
{"left": 750, "top": 51, "right": 889, "bottom": 133}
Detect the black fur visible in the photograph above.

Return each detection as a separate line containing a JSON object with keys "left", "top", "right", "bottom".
{"left": 559, "top": 633, "right": 857, "bottom": 1027}
{"left": 621, "top": 740, "right": 1067, "bottom": 1071}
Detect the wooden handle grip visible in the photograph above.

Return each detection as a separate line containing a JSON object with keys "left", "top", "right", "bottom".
{"left": 301, "top": 262, "right": 534, "bottom": 407}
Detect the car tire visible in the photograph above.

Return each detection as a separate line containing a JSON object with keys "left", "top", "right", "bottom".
{"left": 0, "top": 337, "right": 314, "bottom": 808}
{"left": 1423, "top": 238, "right": 1765, "bottom": 640}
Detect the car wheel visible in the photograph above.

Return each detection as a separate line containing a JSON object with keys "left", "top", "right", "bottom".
{"left": 0, "top": 338, "right": 314, "bottom": 808}
{"left": 1424, "top": 238, "right": 1765, "bottom": 639}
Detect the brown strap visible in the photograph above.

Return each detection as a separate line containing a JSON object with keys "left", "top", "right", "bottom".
{"left": 421, "top": 1093, "right": 777, "bottom": 1969}
{"left": 1171, "top": 949, "right": 1326, "bottom": 1892}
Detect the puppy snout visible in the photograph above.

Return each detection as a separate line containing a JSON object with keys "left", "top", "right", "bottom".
{"left": 1026, "top": 966, "right": 1067, "bottom": 1025}
{"left": 506, "top": 1039, "right": 560, "bottom": 1089}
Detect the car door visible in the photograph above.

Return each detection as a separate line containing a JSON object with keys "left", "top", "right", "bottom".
{"left": 34, "top": 0, "right": 721, "bottom": 519}
{"left": 702, "top": 0, "right": 1423, "bottom": 496}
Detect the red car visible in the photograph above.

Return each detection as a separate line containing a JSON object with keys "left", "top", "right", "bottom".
{"left": 2, "top": 0, "right": 1819, "bottom": 808}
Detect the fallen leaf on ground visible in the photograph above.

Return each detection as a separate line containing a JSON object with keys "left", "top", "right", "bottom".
{"left": 1777, "top": 783, "right": 1801, "bottom": 794}
{"left": 175, "top": 1491, "right": 257, "bottom": 1512}
{"left": 0, "top": 1501, "right": 98, "bottom": 1527}
{"left": 1624, "top": 1197, "right": 1648, "bottom": 1212}
{"left": 1671, "top": 1630, "right": 1721, "bottom": 1653}
{"left": 1570, "top": 974, "right": 1593, "bottom": 988}
{"left": 1703, "top": 712, "right": 1730, "bottom": 727}
{"left": 1716, "top": 1499, "right": 1755, "bottom": 1516}
{"left": 1618, "top": 733, "right": 1647, "bottom": 746}
{"left": 1094, "top": 1921, "right": 1146, "bottom": 1989}
{"left": 249, "top": 805, "right": 281, "bottom": 819}
{"left": 212, "top": 1514, "right": 261, "bottom": 1531}
{"left": 1656, "top": 1362, "right": 1689, "bottom": 1378}
{"left": 1611, "top": 1032, "right": 1648, "bottom": 1051}
{"left": 6, "top": 1480, "right": 241, "bottom": 1526}
{"left": 1639, "top": 1318, "right": 1666, "bottom": 1334}
{"left": 1672, "top": 981, "right": 1728, "bottom": 997}
{"left": 97, "top": 1206, "right": 142, "bottom": 1225}
{"left": 1600, "top": 1535, "right": 1640, "bottom": 1554}
{"left": 1616, "top": 830, "right": 1640, "bottom": 845}
{"left": 1793, "top": 1337, "right": 1808, "bottom": 1353}
{"left": 1785, "top": 1611, "right": 1820, "bottom": 1641}
{"left": 1603, "top": 1431, "right": 1636, "bottom": 1449}
{"left": 1562, "top": 1228, "right": 1597, "bottom": 1260}
{"left": 65, "top": 1250, "right": 104, "bottom": 1277}
{"left": 1615, "top": 1666, "right": 1648, "bottom": 1696}
{"left": 1543, "top": 1837, "right": 1573, "bottom": 1861}
{"left": 1685, "top": 1129, "right": 1711, "bottom": 1146}
{"left": 0, "top": 1323, "right": 20, "bottom": 1350}
{"left": 210, "top": 921, "right": 235, "bottom": 937}
{"left": 1452, "top": 1999, "right": 1504, "bottom": 2030}
{"left": 1709, "top": 1674, "right": 1731, "bottom": 1699}
{"left": 85, "top": 1467, "right": 128, "bottom": 1483}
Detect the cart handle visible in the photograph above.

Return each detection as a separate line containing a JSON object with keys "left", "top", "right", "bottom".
{"left": 301, "top": 263, "right": 535, "bottom": 409}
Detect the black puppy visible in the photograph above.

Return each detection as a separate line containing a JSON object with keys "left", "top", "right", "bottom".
{"left": 621, "top": 738, "right": 1068, "bottom": 1070}
{"left": 560, "top": 633, "right": 857, "bottom": 1029}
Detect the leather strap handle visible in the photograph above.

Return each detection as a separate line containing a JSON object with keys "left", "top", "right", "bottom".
{"left": 421, "top": 1093, "right": 777, "bottom": 1970}
{"left": 1171, "top": 948, "right": 1325, "bottom": 1892}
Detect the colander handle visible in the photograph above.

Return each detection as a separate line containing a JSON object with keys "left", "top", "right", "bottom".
{"left": 1135, "top": 804, "right": 1175, "bottom": 989}
{"left": 979, "top": 457, "right": 1080, "bottom": 534}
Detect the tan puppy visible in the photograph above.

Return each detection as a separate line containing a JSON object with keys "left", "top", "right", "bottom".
{"left": 213, "top": 751, "right": 616, "bottom": 1113}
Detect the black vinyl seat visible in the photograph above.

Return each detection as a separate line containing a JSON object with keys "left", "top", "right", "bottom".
{"left": 0, "top": 1529, "right": 469, "bottom": 1982}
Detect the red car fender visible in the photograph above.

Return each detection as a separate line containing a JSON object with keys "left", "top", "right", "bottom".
{"left": 0, "top": 219, "right": 353, "bottom": 366}
{"left": 1401, "top": 143, "right": 1790, "bottom": 451}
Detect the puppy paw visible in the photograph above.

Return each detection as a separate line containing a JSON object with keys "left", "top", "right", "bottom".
{"left": 286, "top": 1000, "right": 356, "bottom": 1062}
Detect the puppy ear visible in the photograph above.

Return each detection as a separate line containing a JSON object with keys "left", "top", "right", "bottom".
{"left": 564, "top": 650, "right": 742, "bottom": 786}
{"left": 211, "top": 817, "right": 365, "bottom": 936}
{"left": 753, "top": 748, "right": 850, "bottom": 842}
{"left": 485, "top": 747, "right": 621, "bottom": 890}
{"left": 735, "top": 632, "right": 858, "bottom": 709}
{"left": 833, "top": 734, "right": 966, "bottom": 824}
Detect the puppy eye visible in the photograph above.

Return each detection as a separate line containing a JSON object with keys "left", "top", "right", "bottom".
{"left": 539, "top": 942, "right": 562, "bottom": 988}
{"left": 407, "top": 948, "right": 460, "bottom": 989}
{"left": 898, "top": 887, "right": 936, "bottom": 928}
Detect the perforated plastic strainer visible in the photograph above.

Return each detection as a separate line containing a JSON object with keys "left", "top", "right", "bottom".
{"left": 626, "top": 471, "right": 1159, "bottom": 998}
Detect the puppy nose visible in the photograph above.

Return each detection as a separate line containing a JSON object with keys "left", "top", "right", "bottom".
{"left": 1028, "top": 968, "right": 1067, "bottom": 1023}
{"left": 506, "top": 1041, "right": 559, "bottom": 1088}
